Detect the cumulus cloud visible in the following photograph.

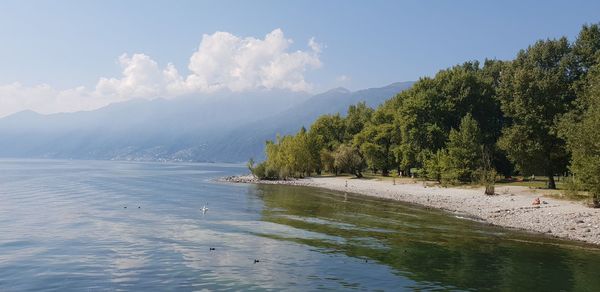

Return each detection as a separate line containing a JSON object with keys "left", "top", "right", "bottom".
{"left": 96, "top": 53, "right": 166, "bottom": 99}
{"left": 0, "top": 29, "right": 322, "bottom": 117}
{"left": 182, "top": 28, "right": 321, "bottom": 93}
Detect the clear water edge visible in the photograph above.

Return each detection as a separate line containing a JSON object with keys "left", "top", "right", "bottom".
{"left": 1, "top": 159, "right": 599, "bottom": 291}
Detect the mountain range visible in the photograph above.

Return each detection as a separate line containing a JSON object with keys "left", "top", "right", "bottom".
{"left": 0, "top": 81, "right": 413, "bottom": 162}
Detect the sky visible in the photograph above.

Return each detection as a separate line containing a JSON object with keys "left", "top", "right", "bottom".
{"left": 0, "top": 0, "right": 599, "bottom": 117}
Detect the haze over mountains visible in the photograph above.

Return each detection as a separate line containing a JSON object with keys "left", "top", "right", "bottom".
{"left": 0, "top": 82, "right": 413, "bottom": 163}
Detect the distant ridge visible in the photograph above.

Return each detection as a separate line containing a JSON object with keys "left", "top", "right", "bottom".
{"left": 191, "top": 81, "right": 414, "bottom": 162}
{"left": 0, "top": 82, "right": 413, "bottom": 162}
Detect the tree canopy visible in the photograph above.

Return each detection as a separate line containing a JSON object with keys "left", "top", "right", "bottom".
{"left": 249, "top": 23, "right": 600, "bottom": 204}
{"left": 561, "top": 60, "right": 600, "bottom": 206}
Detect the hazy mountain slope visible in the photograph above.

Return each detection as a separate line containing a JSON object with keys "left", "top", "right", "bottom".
{"left": 206, "top": 81, "right": 414, "bottom": 162}
{"left": 0, "top": 82, "right": 413, "bottom": 162}
{"left": 0, "top": 90, "right": 310, "bottom": 160}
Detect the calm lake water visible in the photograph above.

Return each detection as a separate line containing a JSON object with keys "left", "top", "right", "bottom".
{"left": 1, "top": 159, "right": 600, "bottom": 291}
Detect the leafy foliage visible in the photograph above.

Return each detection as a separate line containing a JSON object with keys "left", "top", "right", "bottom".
{"left": 345, "top": 102, "right": 374, "bottom": 141}
{"left": 497, "top": 37, "right": 582, "bottom": 189}
{"left": 251, "top": 23, "right": 600, "bottom": 204}
{"left": 394, "top": 61, "right": 502, "bottom": 172}
{"left": 353, "top": 108, "right": 397, "bottom": 175}
{"left": 334, "top": 144, "right": 366, "bottom": 177}
{"left": 442, "top": 114, "right": 484, "bottom": 183}
{"left": 562, "top": 63, "right": 600, "bottom": 206}
{"left": 309, "top": 114, "right": 345, "bottom": 151}
{"left": 422, "top": 114, "right": 486, "bottom": 184}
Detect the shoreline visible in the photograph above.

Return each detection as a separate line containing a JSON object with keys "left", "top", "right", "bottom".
{"left": 220, "top": 175, "right": 600, "bottom": 246}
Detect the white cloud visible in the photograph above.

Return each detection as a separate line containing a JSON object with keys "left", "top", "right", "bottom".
{"left": 0, "top": 29, "right": 322, "bottom": 117}
{"left": 0, "top": 83, "right": 106, "bottom": 117}
{"left": 182, "top": 28, "right": 321, "bottom": 93}
{"left": 96, "top": 53, "right": 166, "bottom": 99}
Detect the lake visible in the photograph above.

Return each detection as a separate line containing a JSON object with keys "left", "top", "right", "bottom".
{"left": 1, "top": 159, "right": 599, "bottom": 291}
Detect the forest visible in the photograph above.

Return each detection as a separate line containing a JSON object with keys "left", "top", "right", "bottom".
{"left": 249, "top": 24, "right": 600, "bottom": 206}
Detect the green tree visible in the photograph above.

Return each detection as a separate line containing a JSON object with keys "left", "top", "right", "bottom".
{"left": 441, "top": 114, "right": 483, "bottom": 183}
{"left": 423, "top": 149, "right": 447, "bottom": 182}
{"left": 334, "top": 144, "right": 366, "bottom": 177}
{"left": 251, "top": 161, "right": 267, "bottom": 179}
{"left": 306, "top": 130, "right": 324, "bottom": 174}
{"left": 263, "top": 137, "right": 285, "bottom": 178}
{"left": 562, "top": 63, "right": 600, "bottom": 206}
{"left": 497, "top": 38, "right": 576, "bottom": 189}
{"left": 290, "top": 127, "right": 316, "bottom": 177}
{"left": 353, "top": 108, "right": 397, "bottom": 176}
{"left": 310, "top": 114, "right": 346, "bottom": 151}
{"left": 320, "top": 148, "right": 337, "bottom": 175}
{"left": 395, "top": 61, "right": 501, "bottom": 173}
{"left": 344, "top": 102, "right": 374, "bottom": 141}
{"left": 572, "top": 23, "right": 600, "bottom": 75}
{"left": 247, "top": 157, "right": 255, "bottom": 172}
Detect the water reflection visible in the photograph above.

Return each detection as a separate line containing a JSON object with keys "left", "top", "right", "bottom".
{"left": 1, "top": 159, "right": 599, "bottom": 291}
{"left": 254, "top": 184, "right": 600, "bottom": 291}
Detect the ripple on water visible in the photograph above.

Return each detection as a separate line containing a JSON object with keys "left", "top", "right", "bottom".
{"left": 1, "top": 159, "right": 600, "bottom": 291}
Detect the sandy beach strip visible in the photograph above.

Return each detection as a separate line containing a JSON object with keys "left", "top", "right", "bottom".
{"left": 221, "top": 174, "right": 600, "bottom": 245}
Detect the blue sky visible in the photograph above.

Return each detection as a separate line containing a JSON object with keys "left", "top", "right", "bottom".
{"left": 0, "top": 0, "right": 598, "bottom": 116}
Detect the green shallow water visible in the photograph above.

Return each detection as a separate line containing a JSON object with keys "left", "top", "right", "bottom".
{"left": 0, "top": 159, "right": 599, "bottom": 291}
{"left": 256, "top": 184, "right": 600, "bottom": 291}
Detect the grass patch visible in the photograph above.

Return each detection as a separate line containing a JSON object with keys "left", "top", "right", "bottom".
{"left": 544, "top": 191, "right": 590, "bottom": 202}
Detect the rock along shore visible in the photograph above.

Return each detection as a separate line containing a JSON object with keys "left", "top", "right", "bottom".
{"left": 220, "top": 174, "right": 600, "bottom": 246}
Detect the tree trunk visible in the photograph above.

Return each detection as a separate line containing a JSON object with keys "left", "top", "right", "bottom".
{"left": 546, "top": 155, "right": 556, "bottom": 189}
{"left": 382, "top": 168, "right": 389, "bottom": 176}
{"left": 355, "top": 169, "right": 363, "bottom": 178}
{"left": 592, "top": 196, "right": 600, "bottom": 208}
{"left": 485, "top": 184, "right": 495, "bottom": 196}
{"left": 547, "top": 174, "right": 556, "bottom": 189}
